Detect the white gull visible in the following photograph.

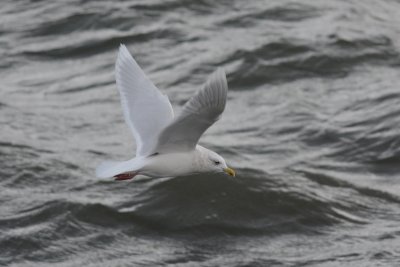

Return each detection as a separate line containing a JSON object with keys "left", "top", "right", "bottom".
{"left": 96, "top": 44, "right": 235, "bottom": 180}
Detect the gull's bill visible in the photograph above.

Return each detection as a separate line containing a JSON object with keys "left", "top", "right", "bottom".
{"left": 224, "top": 167, "right": 236, "bottom": 177}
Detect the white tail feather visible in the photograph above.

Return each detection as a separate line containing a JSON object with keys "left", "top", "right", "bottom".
{"left": 95, "top": 158, "right": 144, "bottom": 178}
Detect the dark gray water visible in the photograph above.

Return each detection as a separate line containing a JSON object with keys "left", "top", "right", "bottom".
{"left": 2, "top": 0, "right": 400, "bottom": 266}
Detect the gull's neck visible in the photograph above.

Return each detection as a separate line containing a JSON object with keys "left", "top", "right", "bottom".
{"left": 193, "top": 145, "right": 212, "bottom": 172}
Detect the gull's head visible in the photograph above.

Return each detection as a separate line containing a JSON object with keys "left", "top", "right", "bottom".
{"left": 202, "top": 148, "right": 235, "bottom": 177}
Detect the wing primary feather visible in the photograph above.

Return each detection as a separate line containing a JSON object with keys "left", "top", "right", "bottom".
{"left": 152, "top": 68, "right": 228, "bottom": 153}
{"left": 115, "top": 44, "right": 174, "bottom": 156}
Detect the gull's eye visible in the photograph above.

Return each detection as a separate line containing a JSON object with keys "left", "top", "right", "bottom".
{"left": 213, "top": 160, "right": 220, "bottom": 165}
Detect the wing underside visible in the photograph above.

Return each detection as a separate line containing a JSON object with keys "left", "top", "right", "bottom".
{"left": 116, "top": 45, "right": 174, "bottom": 156}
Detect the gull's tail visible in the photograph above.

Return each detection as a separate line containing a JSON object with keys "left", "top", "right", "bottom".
{"left": 95, "top": 157, "right": 144, "bottom": 179}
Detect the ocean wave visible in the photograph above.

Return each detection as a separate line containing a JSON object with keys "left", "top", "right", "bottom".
{"left": 218, "top": 2, "right": 321, "bottom": 27}
{"left": 0, "top": 171, "right": 366, "bottom": 242}
{"left": 22, "top": 27, "right": 182, "bottom": 59}
{"left": 108, "top": 170, "right": 367, "bottom": 234}
{"left": 227, "top": 36, "right": 398, "bottom": 89}
{"left": 297, "top": 168, "right": 400, "bottom": 204}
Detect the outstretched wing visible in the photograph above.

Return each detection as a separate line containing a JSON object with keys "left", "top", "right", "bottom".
{"left": 116, "top": 44, "right": 174, "bottom": 156}
{"left": 152, "top": 68, "right": 228, "bottom": 154}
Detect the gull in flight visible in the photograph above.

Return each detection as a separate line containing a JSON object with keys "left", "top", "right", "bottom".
{"left": 96, "top": 44, "right": 235, "bottom": 180}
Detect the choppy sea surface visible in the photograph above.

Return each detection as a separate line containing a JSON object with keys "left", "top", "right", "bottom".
{"left": 2, "top": 0, "right": 400, "bottom": 266}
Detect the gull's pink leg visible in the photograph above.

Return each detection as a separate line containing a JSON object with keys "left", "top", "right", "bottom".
{"left": 114, "top": 171, "right": 138, "bottom": 181}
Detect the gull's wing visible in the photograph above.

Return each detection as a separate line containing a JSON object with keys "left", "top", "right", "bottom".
{"left": 152, "top": 69, "right": 228, "bottom": 153}
{"left": 116, "top": 44, "right": 174, "bottom": 157}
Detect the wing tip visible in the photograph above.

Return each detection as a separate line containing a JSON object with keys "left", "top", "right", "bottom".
{"left": 119, "top": 43, "right": 127, "bottom": 51}
{"left": 209, "top": 67, "right": 228, "bottom": 94}
{"left": 116, "top": 44, "right": 135, "bottom": 74}
{"left": 182, "top": 67, "right": 228, "bottom": 113}
{"left": 210, "top": 67, "right": 228, "bottom": 110}
{"left": 211, "top": 68, "right": 228, "bottom": 90}
{"left": 118, "top": 43, "right": 129, "bottom": 58}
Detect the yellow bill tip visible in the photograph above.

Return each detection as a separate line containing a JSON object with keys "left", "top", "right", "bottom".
{"left": 224, "top": 167, "right": 236, "bottom": 177}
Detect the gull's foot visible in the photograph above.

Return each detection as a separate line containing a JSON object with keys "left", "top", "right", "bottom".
{"left": 114, "top": 172, "right": 138, "bottom": 181}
